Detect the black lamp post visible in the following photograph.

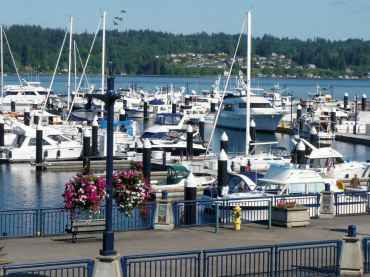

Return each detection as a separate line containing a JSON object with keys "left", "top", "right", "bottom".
{"left": 86, "top": 59, "right": 119, "bottom": 256}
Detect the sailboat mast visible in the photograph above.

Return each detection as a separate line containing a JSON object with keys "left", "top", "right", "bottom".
{"left": 0, "top": 25, "right": 3, "bottom": 110}
{"left": 67, "top": 16, "right": 73, "bottom": 111}
{"left": 101, "top": 11, "right": 106, "bottom": 94}
{"left": 74, "top": 40, "right": 77, "bottom": 92}
{"left": 245, "top": 10, "right": 252, "bottom": 155}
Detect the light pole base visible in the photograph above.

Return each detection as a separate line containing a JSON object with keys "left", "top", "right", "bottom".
{"left": 93, "top": 254, "right": 122, "bottom": 277}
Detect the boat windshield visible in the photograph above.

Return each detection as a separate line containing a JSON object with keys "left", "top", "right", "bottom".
{"left": 256, "top": 181, "right": 285, "bottom": 195}
{"left": 141, "top": 132, "right": 166, "bottom": 140}
{"left": 154, "top": 114, "right": 182, "bottom": 125}
{"left": 228, "top": 175, "right": 253, "bottom": 193}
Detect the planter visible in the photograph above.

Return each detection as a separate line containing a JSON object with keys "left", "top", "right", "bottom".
{"left": 271, "top": 206, "right": 310, "bottom": 228}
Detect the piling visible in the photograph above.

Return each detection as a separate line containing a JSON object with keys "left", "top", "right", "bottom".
{"left": 143, "top": 139, "right": 151, "bottom": 183}
{"left": 91, "top": 120, "right": 99, "bottom": 157}
{"left": 220, "top": 132, "right": 228, "bottom": 154}
{"left": 344, "top": 92, "right": 349, "bottom": 109}
{"left": 211, "top": 99, "right": 218, "bottom": 113}
{"left": 122, "top": 98, "right": 127, "bottom": 108}
{"left": 48, "top": 116, "right": 53, "bottom": 125}
{"left": 10, "top": 100, "right": 15, "bottom": 112}
{"left": 184, "top": 173, "right": 197, "bottom": 225}
{"left": 185, "top": 96, "right": 190, "bottom": 106}
{"left": 309, "top": 126, "right": 318, "bottom": 147}
{"left": 250, "top": 119, "right": 256, "bottom": 154}
{"left": 82, "top": 130, "right": 91, "bottom": 175}
{"left": 199, "top": 117, "right": 205, "bottom": 142}
{"left": 362, "top": 94, "right": 367, "bottom": 111}
{"left": 0, "top": 117, "right": 4, "bottom": 147}
{"left": 34, "top": 113, "right": 39, "bottom": 125}
{"left": 218, "top": 149, "right": 228, "bottom": 196}
{"left": 119, "top": 109, "right": 127, "bottom": 121}
{"left": 24, "top": 108, "right": 30, "bottom": 126}
{"left": 171, "top": 103, "right": 176, "bottom": 114}
{"left": 36, "top": 124, "right": 43, "bottom": 171}
{"left": 330, "top": 107, "right": 336, "bottom": 133}
{"left": 296, "top": 140, "right": 306, "bottom": 166}
{"left": 143, "top": 101, "right": 149, "bottom": 121}
{"left": 186, "top": 125, "right": 193, "bottom": 161}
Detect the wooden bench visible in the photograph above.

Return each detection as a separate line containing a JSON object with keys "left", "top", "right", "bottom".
{"left": 66, "top": 219, "right": 106, "bottom": 243}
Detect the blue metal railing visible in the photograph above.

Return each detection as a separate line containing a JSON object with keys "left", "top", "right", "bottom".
{"left": 203, "top": 245, "right": 274, "bottom": 277}
{"left": 334, "top": 192, "right": 369, "bottom": 216}
{"left": 275, "top": 240, "right": 341, "bottom": 276}
{"left": 121, "top": 250, "right": 201, "bottom": 277}
{"left": 3, "top": 259, "right": 94, "bottom": 276}
{"left": 121, "top": 240, "right": 342, "bottom": 277}
{"left": 0, "top": 203, "right": 156, "bottom": 238}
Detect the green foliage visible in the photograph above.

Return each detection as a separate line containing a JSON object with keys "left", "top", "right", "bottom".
{"left": 2, "top": 25, "right": 370, "bottom": 77}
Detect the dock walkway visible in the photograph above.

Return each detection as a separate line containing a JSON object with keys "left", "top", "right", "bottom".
{"left": 4, "top": 214, "right": 370, "bottom": 265}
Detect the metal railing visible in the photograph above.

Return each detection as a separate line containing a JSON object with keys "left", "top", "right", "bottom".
{"left": 363, "top": 237, "right": 370, "bottom": 272}
{"left": 334, "top": 192, "right": 369, "bottom": 216}
{"left": 121, "top": 250, "right": 201, "bottom": 277}
{"left": 3, "top": 259, "right": 94, "bottom": 276}
{"left": 121, "top": 240, "right": 341, "bottom": 277}
{"left": 0, "top": 204, "right": 156, "bottom": 238}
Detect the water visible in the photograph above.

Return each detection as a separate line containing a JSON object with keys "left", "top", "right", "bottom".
{"left": 0, "top": 76, "right": 370, "bottom": 209}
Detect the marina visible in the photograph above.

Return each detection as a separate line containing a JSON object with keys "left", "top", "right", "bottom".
{"left": 0, "top": 5, "right": 370, "bottom": 277}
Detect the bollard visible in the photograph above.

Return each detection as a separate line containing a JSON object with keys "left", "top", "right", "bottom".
{"left": 214, "top": 203, "right": 220, "bottom": 233}
{"left": 319, "top": 183, "right": 335, "bottom": 219}
{"left": 122, "top": 98, "right": 127, "bottom": 108}
{"left": 143, "top": 101, "right": 149, "bottom": 121}
{"left": 0, "top": 117, "right": 4, "bottom": 147}
{"left": 36, "top": 124, "right": 43, "bottom": 171}
{"left": 330, "top": 107, "right": 336, "bottom": 133}
{"left": 171, "top": 103, "right": 176, "bottom": 114}
{"left": 344, "top": 92, "right": 349, "bottom": 109}
{"left": 199, "top": 117, "right": 205, "bottom": 142}
{"left": 309, "top": 126, "right": 318, "bottom": 147}
{"left": 362, "top": 94, "right": 367, "bottom": 111}
{"left": 218, "top": 149, "right": 228, "bottom": 196}
{"left": 220, "top": 132, "right": 228, "bottom": 154}
{"left": 119, "top": 109, "right": 127, "bottom": 121}
{"left": 91, "top": 120, "right": 98, "bottom": 157}
{"left": 296, "top": 104, "right": 303, "bottom": 131}
{"left": 10, "top": 99, "right": 15, "bottom": 112}
{"left": 184, "top": 173, "right": 196, "bottom": 225}
{"left": 186, "top": 125, "right": 193, "bottom": 161}
{"left": 24, "top": 108, "right": 30, "bottom": 126}
{"left": 296, "top": 140, "right": 306, "bottom": 166}
{"left": 143, "top": 139, "right": 151, "bottom": 183}
{"left": 348, "top": 225, "right": 356, "bottom": 237}
{"left": 82, "top": 130, "right": 91, "bottom": 175}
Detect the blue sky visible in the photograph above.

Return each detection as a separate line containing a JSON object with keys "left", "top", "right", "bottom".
{"left": 1, "top": 0, "right": 369, "bottom": 40}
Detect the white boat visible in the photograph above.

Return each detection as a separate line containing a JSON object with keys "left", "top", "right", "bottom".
{"left": 141, "top": 113, "right": 185, "bottom": 137}
{"left": 217, "top": 94, "right": 285, "bottom": 132}
{"left": 0, "top": 123, "right": 83, "bottom": 162}
{"left": 291, "top": 138, "right": 369, "bottom": 179}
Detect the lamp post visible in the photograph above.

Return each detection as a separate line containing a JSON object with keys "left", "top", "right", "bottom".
{"left": 86, "top": 59, "right": 119, "bottom": 257}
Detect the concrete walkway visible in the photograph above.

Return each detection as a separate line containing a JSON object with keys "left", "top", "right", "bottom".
{"left": 3, "top": 214, "right": 370, "bottom": 265}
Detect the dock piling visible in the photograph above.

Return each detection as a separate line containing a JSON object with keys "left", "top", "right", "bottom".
{"left": 24, "top": 108, "right": 30, "bottom": 126}
{"left": 220, "top": 132, "right": 228, "bottom": 154}
{"left": 199, "top": 117, "right": 205, "bottom": 142}
{"left": 186, "top": 125, "right": 193, "bottom": 161}
{"left": 0, "top": 117, "right": 4, "bottom": 147}
{"left": 143, "top": 139, "right": 151, "bottom": 183}
{"left": 82, "top": 130, "right": 91, "bottom": 175}
{"left": 36, "top": 124, "right": 43, "bottom": 171}
{"left": 184, "top": 173, "right": 196, "bottom": 225}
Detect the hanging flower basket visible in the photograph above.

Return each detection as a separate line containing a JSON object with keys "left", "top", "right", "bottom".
{"left": 62, "top": 175, "right": 108, "bottom": 220}
{"left": 112, "top": 165, "right": 153, "bottom": 218}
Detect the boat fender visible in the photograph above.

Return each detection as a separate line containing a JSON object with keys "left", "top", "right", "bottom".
{"left": 7, "top": 150, "right": 12, "bottom": 159}
{"left": 56, "top": 150, "right": 61, "bottom": 158}
{"left": 44, "top": 150, "right": 48, "bottom": 158}
{"left": 337, "top": 181, "right": 346, "bottom": 190}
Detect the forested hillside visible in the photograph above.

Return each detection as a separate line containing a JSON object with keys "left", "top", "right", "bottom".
{"left": 2, "top": 25, "right": 370, "bottom": 78}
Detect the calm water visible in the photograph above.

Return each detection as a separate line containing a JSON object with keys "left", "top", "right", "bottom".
{"left": 0, "top": 76, "right": 369, "bottom": 209}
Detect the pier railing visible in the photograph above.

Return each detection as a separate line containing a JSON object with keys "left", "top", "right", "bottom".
{"left": 0, "top": 192, "right": 369, "bottom": 238}
{"left": 3, "top": 259, "right": 94, "bottom": 277}
{"left": 121, "top": 240, "right": 341, "bottom": 277}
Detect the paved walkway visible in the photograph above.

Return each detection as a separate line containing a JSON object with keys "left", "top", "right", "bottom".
{"left": 3, "top": 214, "right": 370, "bottom": 265}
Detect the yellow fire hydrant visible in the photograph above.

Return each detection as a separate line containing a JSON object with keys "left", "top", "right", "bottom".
{"left": 233, "top": 205, "right": 241, "bottom": 231}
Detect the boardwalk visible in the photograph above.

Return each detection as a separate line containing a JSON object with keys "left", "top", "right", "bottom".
{"left": 4, "top": 214, "right": 370, "bottom": 265}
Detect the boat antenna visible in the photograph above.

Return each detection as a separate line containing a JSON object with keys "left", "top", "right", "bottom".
{"left": 206, "top": 13, "right": 248, "bottom": 153}
{"left": 245, "top": 10, "right": 252, "bottom": 156}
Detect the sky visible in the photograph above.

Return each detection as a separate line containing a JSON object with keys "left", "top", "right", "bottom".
{"left": 0, "top": 0, "right": 370, "bottom": 40}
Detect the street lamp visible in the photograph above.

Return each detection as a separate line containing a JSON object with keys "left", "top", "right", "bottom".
{"left": 86, "top": 59, "right": 120, "bottom": 256}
